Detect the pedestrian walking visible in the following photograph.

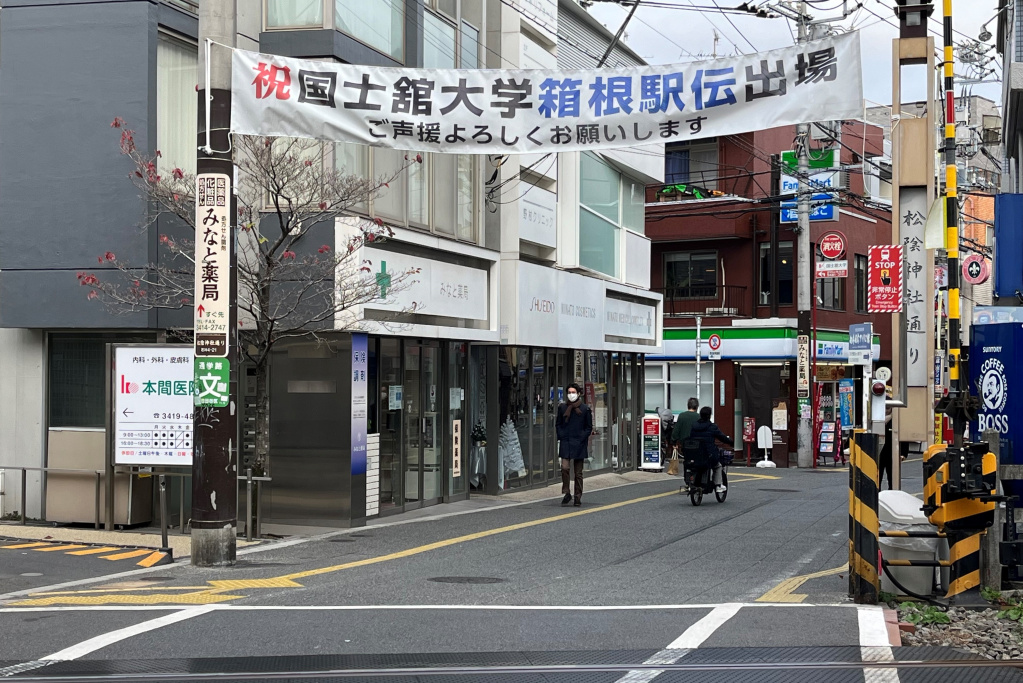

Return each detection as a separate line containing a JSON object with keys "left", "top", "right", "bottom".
{"left": 557, "top": 382, "right": 593, "bottom": 507}
{"left": 879, "top": 390, "right": 894, "bottom": 490}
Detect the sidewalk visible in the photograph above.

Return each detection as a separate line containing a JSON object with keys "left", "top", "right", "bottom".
{"left": 0, "top": 523, "right": 260, "bottom": 557}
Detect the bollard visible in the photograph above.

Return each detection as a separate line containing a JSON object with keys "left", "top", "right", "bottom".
{"left": 159, "top": 475, "right": 169, "bottom": 552}
{"left": 849, "top": 430, "right": 880, "bottom": 604}
{"left": 255, "top": 479, "right": 262, "bottom": 540}
{"left": 94, "top": 472, "right": 102, "bottom": 530}
{"left": 179, "top": 479, "right": 187, "bottom": 536}
{"left": 20, "top": 469, "right": 26, "bottom": 525}
{"left": 245, "top": 468, "right": 253, "bottom": 543}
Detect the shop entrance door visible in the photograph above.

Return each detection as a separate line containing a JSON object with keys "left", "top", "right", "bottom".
{"left": 544, "top": 350, "right": 570, "bottom": 480}
{"left": 403, "top": 341, "right": 443, "bottom": 509}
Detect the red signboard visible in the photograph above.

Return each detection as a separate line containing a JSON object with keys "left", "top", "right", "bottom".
{"left": 962, "top": 254, "right": 990, "bottom": 285}
{"left": 819, "top": 231, "right": 846, "bottom": 260}
{"left": 643, "top": 416, "right": 660, "bottom": 436}
{"left": 867, "top": 245, "right": 904, "bottom": 313}
{"left": 742, "top": 417, "right": 756, "bottom": 443}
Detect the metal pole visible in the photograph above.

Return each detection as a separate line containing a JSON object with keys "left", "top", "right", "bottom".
{"left": 941, "top": 0, "right": 965, "bottom": 448}
{"left": 159, "top": 475, "right": 169, "bottom": 551}
{"left": 94, "top": 472, "right": 102, "bottom": 530}
{"left": 192, "top": 0, "right": 238, "bottom": 567}
{"left": 795, "top": 1, "right": 814, "bottom": 468}
{"left": 20, "top": 469, "right": 26, "bottom": 525}
{"left": 179, "top": 478, "right": 186, "bottom": 535}
{"left": 596, "top": 0, "right": 641, "bottom": 68}
{"left": 695, "top": 315, "right": 702, "bottom": 405}
{"left": 255, "top": 479, "right": 262, "bottom": 539}
{"left": 245, "top": 468, "right": 253, "bottom": 543}
{"left": 811, "top": 263, "right": 818, "bottom": 468}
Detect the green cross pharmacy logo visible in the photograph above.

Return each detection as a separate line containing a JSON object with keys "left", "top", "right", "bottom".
{"left": 376, "top": 261, "right": 391, "bottom": 298}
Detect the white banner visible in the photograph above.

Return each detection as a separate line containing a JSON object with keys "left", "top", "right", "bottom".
{"left": 231, "top": 34, "right": 862, "bottom": 154}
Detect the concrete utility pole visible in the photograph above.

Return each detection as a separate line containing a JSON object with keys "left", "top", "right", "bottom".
{"left": 192, "top": 0, "right": 238, "bottom": 567}
{"left": 795, "top": 0, "right": 813, "bottom": 468}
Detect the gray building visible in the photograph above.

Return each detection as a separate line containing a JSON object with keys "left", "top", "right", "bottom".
{"left": 0, "top": 0, "right": 661, "bottom": 526}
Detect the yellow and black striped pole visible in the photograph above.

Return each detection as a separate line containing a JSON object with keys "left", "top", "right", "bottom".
{"left": 941, "top": 0, "right": 964, "bottom": 447}
{"left": 849, "top": 430, "right": 880, "bottom": 603}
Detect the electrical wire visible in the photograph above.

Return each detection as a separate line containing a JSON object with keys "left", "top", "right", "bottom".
{"left": 710, "top": 0, "right": 760, "bottom": 52}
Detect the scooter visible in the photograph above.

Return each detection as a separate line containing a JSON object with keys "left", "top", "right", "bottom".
{"left": 679, "top": 441, "right": 730, "bottom": 506}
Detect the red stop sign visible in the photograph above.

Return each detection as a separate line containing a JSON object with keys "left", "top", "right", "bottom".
{"left": 819, "top": 231, "right": 846, "bottom": 260}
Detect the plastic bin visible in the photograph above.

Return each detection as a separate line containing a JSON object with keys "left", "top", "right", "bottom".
{"left": 878, "top": 490, "right": 939, "bottom": 597}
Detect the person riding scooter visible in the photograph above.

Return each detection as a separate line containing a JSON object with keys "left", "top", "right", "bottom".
{"left": 689, "top": 407, "right": 734, "bottom": 494}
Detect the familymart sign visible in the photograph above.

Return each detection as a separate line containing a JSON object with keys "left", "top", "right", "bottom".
{"left": 780, "top": 148, "right": 839, "bottom": 223}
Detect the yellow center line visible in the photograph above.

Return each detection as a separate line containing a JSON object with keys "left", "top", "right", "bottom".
{"left": 12, "top": 475, "right": 776, "bottom": 606}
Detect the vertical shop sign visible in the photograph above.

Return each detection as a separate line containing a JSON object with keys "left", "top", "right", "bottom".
{"left": 194, "top": 173, "right": 231, "bottom": 358}
{"left": 351, "top": 333, "right": 368, "bottom": 476}
{"left": 452, "top": 419, "right": 462, "bottom": 478}
{"left": 797, "top": 335, "right": 810, "bottom": 399}
{"left": 838, "top": 378, "right": 855, "bottom": 429}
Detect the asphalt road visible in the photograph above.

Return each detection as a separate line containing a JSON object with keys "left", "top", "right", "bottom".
{"left": 3, "top": 461, "right": 1016, "bottom": 682}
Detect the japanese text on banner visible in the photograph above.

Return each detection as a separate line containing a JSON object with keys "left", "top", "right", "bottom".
{"left": 231, "top": 34, "right": 862, "bottom": 154}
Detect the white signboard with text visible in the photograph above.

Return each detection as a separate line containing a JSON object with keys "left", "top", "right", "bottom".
{"left": 113, "top": 345, "right": 194, "bottom": 467}
{"left": 232, "top": 34, "right": 862, "bottom": 154}
{"left": 194, "top": 173, "right": 231, "bottom": 358}
{"left": 361, "top": 246, "right": 489, "bottom": 321}
{"left": 900, "top": 188, "right": 929, "bottom": 387}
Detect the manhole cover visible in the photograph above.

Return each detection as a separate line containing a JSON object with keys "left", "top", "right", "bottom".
{"left": 427, "top": 576, "right": 507, "bottom": 584}
{"left": 759, "top": 488, "right": 800, "bottom": 493}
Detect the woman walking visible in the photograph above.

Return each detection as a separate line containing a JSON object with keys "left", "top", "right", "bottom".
{"left": 557, "top": 382, "right": 593, "bottom": 507}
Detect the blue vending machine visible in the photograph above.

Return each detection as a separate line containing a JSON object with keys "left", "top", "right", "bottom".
{"left": 970, "top": 311, "right": 1023, "bottom": 501}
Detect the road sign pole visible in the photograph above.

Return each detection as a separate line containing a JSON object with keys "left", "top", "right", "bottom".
{"left": 191, "top": 0, "right": 238, "bottom": 567}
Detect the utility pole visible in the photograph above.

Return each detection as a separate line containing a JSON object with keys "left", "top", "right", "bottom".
{"left": 192, "top": 0, "right": 238, "bottom": 567}
{"left": 795, "top": 0, "right": 814, "bottom": 468}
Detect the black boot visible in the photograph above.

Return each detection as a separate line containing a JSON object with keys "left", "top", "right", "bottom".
{"left": 561, "top": 494, "right": 572, "bottom": 506}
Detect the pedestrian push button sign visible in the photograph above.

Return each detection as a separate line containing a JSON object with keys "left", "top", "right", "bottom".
{"left": 195, "top": 358, "right": 230, "bottom": 408}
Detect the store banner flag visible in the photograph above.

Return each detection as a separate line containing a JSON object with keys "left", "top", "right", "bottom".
{"left": 231, "top": 33, "right": 862, "bottom": 154}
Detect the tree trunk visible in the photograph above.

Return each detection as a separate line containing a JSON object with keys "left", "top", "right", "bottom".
{"left": 253, "top": 359, "right": 271, "bottom": 477}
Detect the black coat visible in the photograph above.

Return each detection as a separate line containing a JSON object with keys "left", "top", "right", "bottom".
{"left": 689, "top": 419, "right": 734, "bottom": 461}
{"left": 556, "top": 401, "right": 593, "bottom": 460}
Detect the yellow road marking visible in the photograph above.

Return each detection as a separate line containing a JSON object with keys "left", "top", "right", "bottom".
{"left": 13, "top": 476, "right": 771, "bottom": 607}
{"left": 755, "top": 564, "right": 848, "bottom": 603}
{"left": 33, "top": 545, "right": 88, "bottom": 553}
{"left": 99, "top": 549, "right": 152, "bottom": 561}
{"left": 66, "top": 546, "right": 122, "bottom": 556}
{"left": 32, "top": 586, "right": 209, "bottom": 596}
{"left": 136, "top": 552, "right": 169, "bottom": 568}
{"left": 2, "top": 542, "right": 49, "bottom": 549}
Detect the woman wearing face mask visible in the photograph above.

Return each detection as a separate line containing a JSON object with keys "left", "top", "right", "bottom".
{"left": 556, "top": 382, "right": 593, "bottom": 507}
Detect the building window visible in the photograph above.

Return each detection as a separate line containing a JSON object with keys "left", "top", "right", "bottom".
{"left": 644, "top": 362, "right": 715, "bottom": 414}
{"left": 759, "top": 242, "right": 794, "bottom": 306}
{"left": 855, "top": 254, "right": 867, "bottom": 313}
{"left": 815, "top": 245, "right": 845, "bottom": 310}
{"left": 49, "top": 337, "right": 106, "bottom": 429}
{"left": 336, "top": 0, "right": 404, "bottom": 62}
{"left": 664, "top": 252, "right": 717, "bottom": 297}
{"left": 579, "top": 152, "right": 644, "bottom": 278}
{"left": 266, "top": 0, "right": 323, "bottom": 27}
{"left": 157, "top": 34, "right": 198, "bottom": 177}
{"left": 664, "top": 141, "right": 718, "bottom": 190}
{"left": 424, "top": 11, "right": 456, "bottom": 68}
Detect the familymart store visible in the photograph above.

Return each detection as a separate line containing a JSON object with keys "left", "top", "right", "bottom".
{"left": 645, "top": 322, "right": 881, "bottom": 466}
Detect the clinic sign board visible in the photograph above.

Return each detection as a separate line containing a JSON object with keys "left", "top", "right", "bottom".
{"left": 112, "top": 345, "right": 194, "bottom": 467}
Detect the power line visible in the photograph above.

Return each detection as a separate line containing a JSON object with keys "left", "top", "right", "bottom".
{"left": 711, "top": 0, "right": 760, "bottom": 52}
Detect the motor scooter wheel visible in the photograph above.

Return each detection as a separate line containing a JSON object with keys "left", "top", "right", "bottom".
{"left": 715, "top": 470, "right": 728, "bottom": 503}
{"left": 689, "top": 488, "right": 703, "bottom": 506}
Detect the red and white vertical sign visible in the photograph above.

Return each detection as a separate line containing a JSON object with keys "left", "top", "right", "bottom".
{"left": 867, "top": 245, "right": 904, "bottom": 313}
{"left": 194, "top": 173, "right": 232, "bottom": 358}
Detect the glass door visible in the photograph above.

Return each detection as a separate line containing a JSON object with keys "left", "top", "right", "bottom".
{"left": 403, "top": 341, "right": 442, "bottom": 509}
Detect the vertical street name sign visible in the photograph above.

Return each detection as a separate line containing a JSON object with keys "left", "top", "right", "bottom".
{"left": 797, "top": 334, "right": 810, "bottom": 399}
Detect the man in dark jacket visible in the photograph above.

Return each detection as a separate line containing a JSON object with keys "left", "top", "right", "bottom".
{"left": 671, "top": 398, "right": 700, "bottom": 445}
{"left": 690, "top": 407, "right": 734, "bottom": 493}
{"left": 557, "top": 382, "right": 593, "bottom": 507}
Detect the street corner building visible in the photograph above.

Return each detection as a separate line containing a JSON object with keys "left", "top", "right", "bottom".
{"left": 0, "top": 0, "right": 663, "bottom": 529}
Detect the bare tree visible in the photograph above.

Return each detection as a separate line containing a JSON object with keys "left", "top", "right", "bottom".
{"left": 79, "top": 119, "right": 420, "bottom": 474}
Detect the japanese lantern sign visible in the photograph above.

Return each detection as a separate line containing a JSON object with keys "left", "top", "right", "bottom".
{"left": 194, "top": 173, "right": 232, "bottom": 358}
{"left": 867, "top": 245, "right": 903, "bottom": 313}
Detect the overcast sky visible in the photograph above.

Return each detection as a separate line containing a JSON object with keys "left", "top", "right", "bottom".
{"left": 586, "top": 0, "right": 1002, "bottom": 110}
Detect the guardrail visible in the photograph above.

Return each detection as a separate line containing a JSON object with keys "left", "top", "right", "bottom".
{"left": 1, "top": 467, "right": 104, "bottom": 529}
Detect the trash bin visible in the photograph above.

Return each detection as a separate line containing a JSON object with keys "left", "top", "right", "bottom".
{"left": 878, "top": 490, "right": 939, "bottom": 597}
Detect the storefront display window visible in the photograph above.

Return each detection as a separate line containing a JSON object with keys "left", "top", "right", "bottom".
{"left": 644, "top": 362, "right": 715, "bottom": 414}
{"left": 585, "top": 352, "right": 611, "bottom": 469}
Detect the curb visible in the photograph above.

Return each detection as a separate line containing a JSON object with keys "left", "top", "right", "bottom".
{"left": 883, "top": 608, "right": 903, "bottom": 646}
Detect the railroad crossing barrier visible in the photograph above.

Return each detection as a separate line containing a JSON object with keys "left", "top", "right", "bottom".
{"left": 849, "top": 430, "right": 881, "bottom": 604}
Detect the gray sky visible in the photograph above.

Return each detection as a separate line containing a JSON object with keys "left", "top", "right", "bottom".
{"left": 587, "top": 0, "right": 1002, "bottom": 110}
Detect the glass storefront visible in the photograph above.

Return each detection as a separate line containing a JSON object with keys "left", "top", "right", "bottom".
{"left": 369, "top": 337, "right": 474, "bottom": 515}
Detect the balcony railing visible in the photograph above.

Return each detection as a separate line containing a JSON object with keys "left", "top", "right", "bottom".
{"left": 657, "top": 284, "right": 749, "bottom": 318}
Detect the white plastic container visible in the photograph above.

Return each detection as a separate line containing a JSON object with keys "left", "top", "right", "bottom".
{"left": 878, "top": 490, "right": 940, "bottom": 597}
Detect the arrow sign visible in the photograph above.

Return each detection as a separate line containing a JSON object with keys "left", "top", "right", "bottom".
{"left": 197, "top": 304, "right": 205, "bottom": 318}
{"left": 122, "top": 408, "right": 133, "bottom": 417}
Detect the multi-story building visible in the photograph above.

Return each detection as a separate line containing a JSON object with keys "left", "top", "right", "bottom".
{"left": 0, "top": 0, "right": 660, "bottom": 527}
{"left": 642, "top": 124, "right": 893, "bottom": 465}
